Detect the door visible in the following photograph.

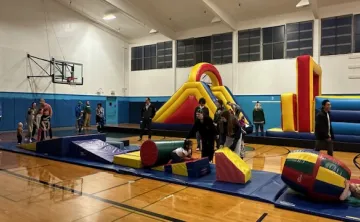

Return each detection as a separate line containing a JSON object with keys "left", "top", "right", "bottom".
{"left": 106, "top": 97, "right": 118, "bottom": 125}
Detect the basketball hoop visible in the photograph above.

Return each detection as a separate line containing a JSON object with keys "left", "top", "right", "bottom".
{"left": 67, "top": 77, "right": 76, "bottom": 87}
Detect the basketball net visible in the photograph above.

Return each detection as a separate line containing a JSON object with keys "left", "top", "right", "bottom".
{"left": 67, "top": 77, "right": 76, "bottom": 87}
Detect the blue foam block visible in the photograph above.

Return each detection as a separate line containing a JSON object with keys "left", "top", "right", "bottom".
{"left": 315, "top": 97, "right": 360, "bottom": 111}
{"left": 275, "top": 188, "right": 360, "bottom": 222}
{"left": 330, "top": 110, "right": 360, "bottom": 123}
{"left": 70, "top": 139, "right": 138, "bottom": 163}
{"left": 36, "top": 134, "right": 106, "bottom": 157}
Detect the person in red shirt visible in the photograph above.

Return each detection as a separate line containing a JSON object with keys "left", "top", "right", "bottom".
{"left": 39, "top": 98, "right": 53, "bottom": 139}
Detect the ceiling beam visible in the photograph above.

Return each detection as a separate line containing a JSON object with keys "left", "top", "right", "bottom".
{"left": 102, "top": 0, "right": 176, "bottom": 40}
{"left": 54, "top": 0, "right": 129, "bottom": 42}
{"left": 309, "top": 0, "right": 319, "bottom": 19}
{"left": 202, "top": 0, "right": 237, "bottom": 30}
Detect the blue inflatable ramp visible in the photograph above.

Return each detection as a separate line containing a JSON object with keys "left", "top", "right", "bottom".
{"left": 70, "top": 139, "right": 139, "bottom": 163}
{"left": 275, "top": 188, "right": 360, "bottom": 222}
{"left": 36, "top": 134, "right": 107, "bottom": 157}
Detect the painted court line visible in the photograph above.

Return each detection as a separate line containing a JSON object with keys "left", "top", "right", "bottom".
{"left": 0, "top": 168, "right": 185, "bottom": 222}
{"left": 256, "top": 213, "right": 268, "bottom": 222}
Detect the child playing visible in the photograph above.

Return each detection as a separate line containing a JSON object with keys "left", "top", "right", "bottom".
{"left": 77, "top": 111, "right": 84, "bottom": 134}
{"left": 26, "top": 109, "right": 34, "bottom": 142}
{"left": 17, "top": 122, "right": 23, "bottom": 144}
{"left": 170, "top": 140, "right": 193, "bottom": 163}
{"left": 238, "top": 115, "right": 247, "bottom": 158}
{"left": 340, "top": 180, "right": 360, "bottom": 206}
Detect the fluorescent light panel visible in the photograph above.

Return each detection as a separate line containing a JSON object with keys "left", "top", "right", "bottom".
{"left": 103, "top": 14, "right": 116, "bottom": 20}
{"left": 296, "top": 0, "right": 310, "bottom": 8}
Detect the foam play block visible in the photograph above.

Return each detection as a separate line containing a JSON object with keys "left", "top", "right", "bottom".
{"left": 17, "top": 142, "right": 37, "bottom": 151}
{"left": 160, "top": 158, "right": 210, "bottom": 178}
{"left": 113, "top": 151, "right": 142, "bottom": 168}
{"left": 36, "top": 134, "right": 106, "bottom": 157}
{"left": 215, "top": 147, "right": 251, "bottom": 184}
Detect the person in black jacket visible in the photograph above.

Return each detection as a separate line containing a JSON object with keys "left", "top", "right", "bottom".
{"left": 193, "top": 98, "right": 210, "bottom": 151}
{"left": 187, "top": 109, "right": 217, "bottom": 162}
{"left": 315, "top": 99, "right": 334, "bottom": 156}
{"left": 139, "top": 97, "right": 156, "bottom": 141}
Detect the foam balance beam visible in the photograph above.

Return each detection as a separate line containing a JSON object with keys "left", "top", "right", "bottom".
{"left": 140, "top": 140, "right": 184, "bottom": 167}
{"left": 17, "top": 142, "right": 37, "bottom": 151}
{"left": 152, "top": 158, "right": 211, "bottom": 178}
{"left": 113, "top": 151, "right": 142, "bottom": 168}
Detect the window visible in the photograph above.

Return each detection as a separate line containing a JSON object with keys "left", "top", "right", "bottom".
{"left": 157, "top": 41, "right": 172, "bottom": 69}
{"left": 321, "top": 15, "right": 352, "bottom": 56}
{"left": 238, "top": 28, "right": 261, "bottom": 62}
{"left": 131, "top": 46, "right": 143, "bottom": 71}
{"left": 212, "top": 32, "right": 232, "bottom": 64}
{"left": 143, "top": 44, "right": 156, "bottom": 70}
{"left": 263, "top": 25, "right": 285, "bottom": 60}
{"left": 195, "top": 36, "right": 212, "bottom": 64}
{"left": 286, "top": 21, "right": 313, "bottom": 58}
{"left": 177, "top": 38, "right": 195, "bottom": 67}
{"left": 355, "top": 14, "right": 360, "bottom": 53}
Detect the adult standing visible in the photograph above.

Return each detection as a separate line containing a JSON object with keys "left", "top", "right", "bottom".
{"left": 187, "top": 109, "right": 217, "bottom": 162}
{"left": 220, "top": 110, "right": 244, "bottom": 158}
{"left": 227, "top": 101, "right": 241, "bottom": 119}
{"left": 253, "top": 101, "right": 265, "bottom": 136}
{"left": 96, "top": 103, "right": 105, "bottom": 133}
{"left": 84, "top": 101, "right": 91, "bottom": 130}
{"left": 194, "top": 98, "right": 209, "bottom": 151}
{"left": 214, "top": 99, "right": 226, "bottom": 149}
{"left": 28, "top": 102, "right": 37, "bottom": 139}
{"left": 39, "top": 98, "right": 53, "bottom": 139}
{"left": 315, "top": 99, "right": 334, "bottom": 156}
{"left": 75, "top": 101, "right": 83, "bottom": 130}
{"left": 138, "top": 97, "right": 156, "bottom": 141}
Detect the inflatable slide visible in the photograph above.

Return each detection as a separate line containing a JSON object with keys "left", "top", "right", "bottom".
{"left": 152, "top": 63, "right": 252, "bottom": 132}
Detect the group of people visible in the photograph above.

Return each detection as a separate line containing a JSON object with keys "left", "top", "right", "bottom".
{"left": 75, "top": 101, "right": 105, "bottom": 133}
{"left": 17, "top": 99, "right": 53, "bottom": 144}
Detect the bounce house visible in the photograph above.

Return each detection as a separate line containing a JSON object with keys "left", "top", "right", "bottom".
{"left": 152, "top": 63, "right": 253, "bottom": 133}
{"left": 266, "top": 55, "right": 360, "bottom": 143}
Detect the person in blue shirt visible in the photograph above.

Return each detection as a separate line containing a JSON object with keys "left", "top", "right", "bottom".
{"left": 75, "top": 101, "right": 83, "bottom": 130}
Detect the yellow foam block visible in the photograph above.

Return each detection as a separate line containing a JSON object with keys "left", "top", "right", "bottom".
{"left": 216, "top": 147, "right": 251, "bottom": 183}
{"left": 171, "top": 162, "right": 188, "bottom": 177}
{"left": 281, "top": 93, "right": 296, "bottom": 132}
{"left": 113, "top": 151, "right": 142, "bottom": 168}
{"left": 152, "top": 165, "right": 165, "bottom": 172}
{"left": 17, "top": 142, "right": 37, "bottom": 151}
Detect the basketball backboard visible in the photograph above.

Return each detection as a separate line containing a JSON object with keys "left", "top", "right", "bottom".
{"left": 52, "top": 59, "right": 83, "bottom": 85}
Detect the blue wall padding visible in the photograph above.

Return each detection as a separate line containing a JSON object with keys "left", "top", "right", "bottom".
{"left": 118, "top": 101, "right": 129, "bottom": 123}
{"left": 315, "top": 97, "right": 360, "bottom": 110}
{"left": 129, "top": 102, "right": 165, "bottom": 124}
{"left": 330, "top": 110, "right": 360, "bottom": 123}
{"left": 275, "top": 188, "right": 360, "bottom": 222}
{"left": 36, "top": 134, "right": 106, "bottom": 157}
{"left": 332, "top": 122, "right": 360, "bottom": 136}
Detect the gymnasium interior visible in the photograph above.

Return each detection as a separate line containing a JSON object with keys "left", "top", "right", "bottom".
{"left": 1, "top": 0, "right": 360, "bottom": 221}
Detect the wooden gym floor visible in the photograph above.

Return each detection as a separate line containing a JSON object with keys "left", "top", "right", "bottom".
{"left": 0, "top": 134, "right": 359, "bottom": 222}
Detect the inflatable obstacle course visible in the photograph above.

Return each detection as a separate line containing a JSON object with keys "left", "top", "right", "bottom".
{"left": 140, "top": 140, "right": 184, "bottom": 167}
{"left": 282, "top": 150, "right": 351, "bottom": 201}
{"left": 152, "top": 158, "right": 211, "bottom": 178}
{"left": 113, "top": 151, "right": 142, "bottom": 168}
{"left": 215, "top": 147, "right": 251, "bottom": 184}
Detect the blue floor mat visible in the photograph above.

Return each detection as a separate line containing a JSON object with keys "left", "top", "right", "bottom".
{"left": 275, "top": 188, "right": 360, "bottom": 222}
{"left": 0, "top": 141, "right": 286, "bottom": 204}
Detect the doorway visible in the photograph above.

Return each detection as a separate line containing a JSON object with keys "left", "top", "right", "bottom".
{"left": 106, "top": 97, "right": 118, "bottom": 125}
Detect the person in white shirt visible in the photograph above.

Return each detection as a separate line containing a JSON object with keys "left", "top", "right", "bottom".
{"left": 170, "top": 140, "right": 193, "bottom": 163}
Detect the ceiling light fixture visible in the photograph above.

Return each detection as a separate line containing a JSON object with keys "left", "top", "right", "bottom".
{"left": 211, "top": 17, "right": 221, "bottom": 24}
{"left": 103, "top": 14, "right": 116, "bottom": 21}
{"left": 149, "top": 29, "right": 158, "bottom": 34}
{"left": 296, "top": 0, "right": 310, "bottom": 8}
